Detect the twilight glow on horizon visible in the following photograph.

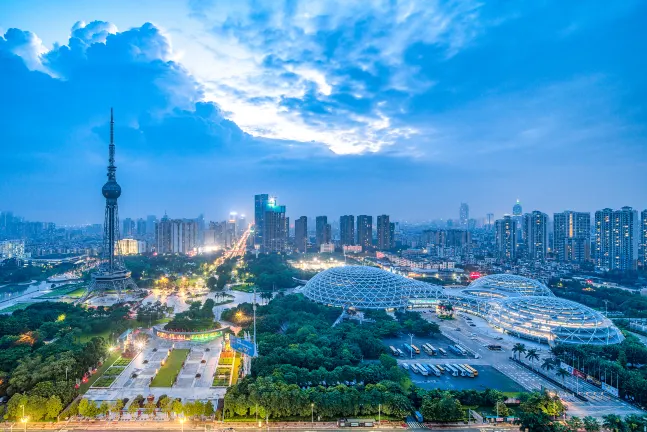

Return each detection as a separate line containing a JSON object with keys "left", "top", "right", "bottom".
{"left": 1, "top": 0, "right": 646, "bottom": 224}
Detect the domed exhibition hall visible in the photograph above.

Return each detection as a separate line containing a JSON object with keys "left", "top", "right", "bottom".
{"left": 301, "top": 267, "right": 623, "bottom": 346}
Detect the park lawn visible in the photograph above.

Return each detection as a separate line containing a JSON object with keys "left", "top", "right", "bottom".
{"left": 0, "top": 302, "right": 35, "bottom": 313}
{"left": 80, "top": 351, "right": 120, "bottom": 393}
{"left": 229, "top": 284, "right": 255, "bottom": 293}
{"left": 66, "top": 286, "right": 88, "bottom": 298}
{"left": 150, "top": 349, "right": 190, "bottom": 387}
{"left": 79, "top": 327, "right": 113, "bottom": 343}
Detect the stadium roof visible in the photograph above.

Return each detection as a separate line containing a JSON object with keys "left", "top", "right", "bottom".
{"left": 302, "top": 265, "right": 443, "bottom": 309}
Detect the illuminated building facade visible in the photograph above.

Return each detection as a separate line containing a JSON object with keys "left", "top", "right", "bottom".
{"left": 554, "top": 211, "right": 591, "bottom": 262}
{"left": 523, "top": 211, "right": 548, "bottom": 260}
{"left": 596, "top": 207, "right": 640, "bottom": 270}
{"left": 377, "top": 215, "right": 391, "bottom": 250}
{"left": 357, "top": 215, "right": 373, "bottom": 250}
{"left": 295, "top": 216, "right": 307, "bottom": 253}
{"left": 340, "top": 215, "right": 355, "bottom": 246}
{"left": 495, "top": 215, "right": 517, "bottom": 261}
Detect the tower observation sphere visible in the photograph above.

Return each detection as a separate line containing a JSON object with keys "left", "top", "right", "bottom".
{"left": 102, "top": 180, "right": 122, "bottom": 199}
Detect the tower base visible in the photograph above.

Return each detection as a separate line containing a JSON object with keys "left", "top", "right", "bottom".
{"left": 85, "top": 268, "right": 138, "bottom": 302}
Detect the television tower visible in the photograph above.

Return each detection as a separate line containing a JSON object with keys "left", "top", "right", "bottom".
{"left": 87, "top": 109, "right": 137, "bottom": 298}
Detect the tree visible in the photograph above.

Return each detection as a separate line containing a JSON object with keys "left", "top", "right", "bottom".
{"left": 78, "top": 398, "right": 90, "bottom": 417}
{"left": 145, "top": 401, "right": 156, "bottom": 416}
{"left": 525, "top": 349, "right": 540, "bottom": 369}
{"left": 98, "top": 401, "right": 110, "bottom": 417}
{"left": 513, "top": 343, "right": 527, "bottom": 361}
{"left": 556, "top": 368, "right": 569, "bottom": 385}
{"left": 6, "top": 393, "right": 28, "bottom": 420}
{"left": 541, "top": 358, "right": 555, "bottom": 373}
{"left": 421, "top": 393, "right": 463, "bottom": 422}
{"left": 516, "top": 412, "right": 560, "bottom": 432}
{"left": 566, "top": 416, "right": 584, "bottom": 432}
{"left": 204, "top": 400, "right": 215, "bottom": 418}
{"left": 602, "top": 414, "right": 626, "bottom": 432}
{"left": 583, "top": 416, "right": 600, "bottom": 432}
{"left": 495, "top": 401, "right": 510, "bottom": 417}
{"left": 128, "top": 401, "right": 139, "bottom": 417}
{"left": 45, "top": 396, "right": 63, "bottom": 420}
{"left": 114, "top": 399, "right": 125, "bottom": 420}
{"left": 624, "top": 414, "right": 647, "bottom": 432}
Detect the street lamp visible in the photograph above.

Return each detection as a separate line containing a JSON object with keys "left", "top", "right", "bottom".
{"left": 408, "top": 333, "right": 414, "bottom": 359}
{"left": 311, "top": 403, "right": 314, "bottom": 424}
{"left": 179, "top": 416, "right": 185, "bottom": 432}
{"left": 20, "top": 417, "right": 28, "bottom": 432}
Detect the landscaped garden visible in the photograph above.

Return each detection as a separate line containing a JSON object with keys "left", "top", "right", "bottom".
{"left": 150, "top": 349, "right": 190, "bottom": 387}
{"left": 88, "top": 356, "right": 132, "bottom": 390}
{"left": 0, "top": 302, "right": 35, "bottom": 313}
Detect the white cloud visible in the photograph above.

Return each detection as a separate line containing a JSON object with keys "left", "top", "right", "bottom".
{"left": 175, "top": 0, "right": 491, "bottom": 155}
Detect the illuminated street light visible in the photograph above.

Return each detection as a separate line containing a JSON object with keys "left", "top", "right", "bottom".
{"left": 178, "top": 416, "right": 185, "bottom": 432}
{"left": 136, "top": 341, "right": 145, "bottom": 350}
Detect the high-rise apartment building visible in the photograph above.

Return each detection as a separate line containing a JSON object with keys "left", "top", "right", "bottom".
{"left": 155, "top": 216, "right": 199, "bottom": 254}
{"left": 136, "top": 218, "right": 147, "bottom": 237}
{"left": 377, "top": 215, "right": 391, "bottom": 250}
{"left": 316, "top": 216, "right": 331, "bottom": 247}
{"left": 495, "top": 215, "right": 517, "bottom": 261}
{"left": 389, "top": 222, "right": 396, "bottom": 249}
{"left": 512, "top": 199, "right": 523, "bottom": 244}
{"left": 523, "top": 211, "right": 548, "bottom": 260}
{"left": 295, "top": 216, "right": 307, "bottom": 253}
{"left": 357, "top": 215, "right": 372, "bottom": 250}
{"left": 553, "top": 211, "right": 591, "bottom": 262}
{"left": 641, "top": 209, "right": 647, "bottom": 268}
{"left": 340, "top": 215, "right": 355, "bottom": 246}
{"left": 146, "top": 215, "right": 157, "bottom": 235}
{"left": 459, "top": 203, "right": 469, "bottom": 228}
{"left": 486, "top": 213, "right": 494, "bottom": 231}
{"left": 595, "top": 207, "right": 640, "bottom": 271}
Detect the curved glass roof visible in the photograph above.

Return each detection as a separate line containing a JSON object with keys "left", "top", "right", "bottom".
{"left": 488, "top": 296, "right": 624, "bottom": 345}
{"left": 302, "top": 265, "right": 443, "bottom": 309}
{"left": 468, "top": 274, "right": 554, "bottom": 297}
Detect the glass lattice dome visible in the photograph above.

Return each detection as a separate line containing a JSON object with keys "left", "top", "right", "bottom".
{"left": 488, "top": 296, "right": 624, "bottom": 345}
{"left": 302, "top": 265, "right": 443, "bottom": 309}
{"left": 468, "top": 274, "right": 554, "bottom": 297}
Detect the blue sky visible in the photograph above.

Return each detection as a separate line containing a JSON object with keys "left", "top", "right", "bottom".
{"left": 1, "top": 0, "right": 645, "bottom": 224}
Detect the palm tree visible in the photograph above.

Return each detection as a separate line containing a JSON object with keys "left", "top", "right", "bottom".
{"left": 525, "top": 349, "right": 540, "bottom": 369}
{"left": 583, "top": 416, "right": 601, "bottom": 432}
{"left": 512, "top": 343, "right": 527, "bottom": 361}
{"left": 541, "top": 357, "right": 555, "bottom": 373}
{"left": 602, "top": 414, "right": 624, "bottom": 432}
{"left": 557, "top": 368, "right": 569, "bottom": 385}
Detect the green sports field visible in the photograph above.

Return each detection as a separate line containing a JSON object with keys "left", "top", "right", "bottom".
{"left": 150, "top": 349, "right": 190, "bottom": 387}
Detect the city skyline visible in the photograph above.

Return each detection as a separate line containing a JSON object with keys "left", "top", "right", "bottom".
{"left": 2, "top": 1, "right": 646, "bottom": 224}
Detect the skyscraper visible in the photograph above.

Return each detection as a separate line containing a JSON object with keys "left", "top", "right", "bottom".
{"left": 459, "top": 203, "right": 469, "bottom": 228}
{"left": 316, "top": 216, "right": 331, "bottom": 246}
{"left": 357, "top": 215, "right": 372, "bottom": 250}
{"left": 377, "top": 215, "right": 391, "bottom": 250}
{"left": 495, "top": 215, "right": 517, "bottom": 261}
{"left": 254, "top": 194, "right": 270, "bottom": 246}
{"left": 553, "top": 211, "right": 591, "bottom": 262}
{"left": 89, "top": 109, "right": 137, "bottom": 296}
{"left": 122, "top": 217, "right": 135, "bottom": 237}
{"left": 136, "top": 218, "right": 147, "bottom": 237}
{"left": 340, "top": 215, "right": 355, "bottom": 246}
{"left": 155, "top": 216, "right": 199, "bottom": 254}
{"left": 595, "top": 207, "right": 640, "bottom": 271}
{"left": 295, "top": 216, "right": 308, "bottom": 253}
{"left": 263, "top": 201, "right": 287, "bottom": 252}
{"left": 523, "top": 211, "right": 548, "bottom": 260}
{"left": 486, "top": 213, "right": 494, "bottom": 231}
{"left": 512, "top": 199, "right": 523, "bottom": 245}
{"left": 641, "top": 209, "right": 647, "bottom": 268}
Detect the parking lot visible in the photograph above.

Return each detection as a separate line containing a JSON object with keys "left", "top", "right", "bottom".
{"left": 382, "top": 333, "right": 472, "bottom": 360}
{"left": 406, "top": 364, "right": 525, "bottom": 392}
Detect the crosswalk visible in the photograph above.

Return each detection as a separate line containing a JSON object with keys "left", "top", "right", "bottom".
{"left": 406, "top": 420, "right": 427, "bottom": 429}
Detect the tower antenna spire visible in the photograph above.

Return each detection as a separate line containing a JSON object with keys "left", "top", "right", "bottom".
{"left": 108, "top": 107, "right": 116, "bottom": 180}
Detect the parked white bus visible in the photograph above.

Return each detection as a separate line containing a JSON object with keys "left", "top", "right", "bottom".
{"left": 415, "top": 364, "right": 429, "bottom": 376}
{"left": 460, "top": 364, "right": 475, "bottom": 377}
{"left": 444, "top": 364, "right": 458, "bottom": 376}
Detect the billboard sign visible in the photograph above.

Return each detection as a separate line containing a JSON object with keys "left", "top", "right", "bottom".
{"left": 560, "top": 361, "right": 574, "bottom": 374}
{"left": 586, "top": 375, "right": 602, "bottom": 387}
{"left": 573, "top": 368, "right": 586, "bottom": 379}
{"left": 230, "top": 336, "right": 257, "bottom": 357}
{"left": 601, "top": 382, "right": 619, "bottom": 397}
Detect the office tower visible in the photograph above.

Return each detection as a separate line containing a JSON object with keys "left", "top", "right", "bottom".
{"left": 377, "top": 215, "right": 391, "bottom": 250}
{"left": 295, "top": 216, "right": 307, "bottom": 252}
{"left": 263, "top": 202, "right": 287, "bottom": 252}
{"left": 595, "top": 207, "right": 640, "bottom": 271}
{"left": 340, "top": 215, "right": 355, "bottom": 246}
{"left": 136, "top": 218, "right": 147, "bottom": 237}
{"left": 641, "top": 209, "right": 647, "bottom": 268}
{"left": 122, "top": 218, "right": 135, "bottom": 237}
{"left": 389, "top": 222, "right": 396, "bottom": 249}
{"left": 238, "top": 214, "right": 247, "bottom": 236}
{"left": 523, "top": 211, "right": 548, "bottom": 260}
{"left": 553, "top": 211, "right": 591, "bottom": 262}
{"left": 512, "top": 199, "right": 523, "bottom": 244}
{"left": 89, "top": 109, "right": 137, "bottom": 296}
{"left": 156, "top": 215, "right": 172, "bottom": 253}
{"left": 171, "top": 219, "right": 199, "bottom": 254}
{"left": 446, "top": 229, "right": 471, "bottom": 251}
{"left": 459, "top": 203, "right": 469, "bottom": 228}
{"left": 254, "top": 194, "right": 270, "bottom": 246}
{"left": 357, "top": 215, "right": 373, "bottom": 250}
{"left": 316, "top": 216, "right": 331, "bottom": 246}
{"left": 495, "top": 215, "right": 517, "bottom": 261}
{"left": 146, "top": 215, "right": 157, "bottom": 235}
